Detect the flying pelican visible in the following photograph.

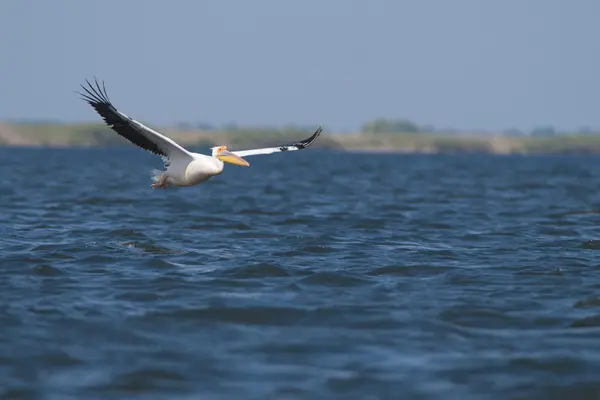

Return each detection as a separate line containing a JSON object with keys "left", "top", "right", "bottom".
{"left": 77, "top": 78, "right": 322, "bottom": 188}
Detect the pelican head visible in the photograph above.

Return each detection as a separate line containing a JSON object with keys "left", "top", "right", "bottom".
{"left": 211, "top": 146, "right": 250, "bottom": 167}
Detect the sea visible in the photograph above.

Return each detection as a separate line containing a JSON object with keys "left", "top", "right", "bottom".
{"left": 2, "top": 147, "right": 600, "bottom": 399}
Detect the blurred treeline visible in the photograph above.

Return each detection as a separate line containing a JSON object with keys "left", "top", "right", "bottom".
{"left": 2, "top": 117, "right": 600, "bottom": 154}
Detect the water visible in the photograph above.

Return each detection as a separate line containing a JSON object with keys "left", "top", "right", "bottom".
{"left": 2, "top": 147, "right": 600, "bottom": 399}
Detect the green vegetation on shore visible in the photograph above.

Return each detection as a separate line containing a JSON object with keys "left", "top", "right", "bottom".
{"left": 3, "top": 118, "right": 600, "bottom": 154}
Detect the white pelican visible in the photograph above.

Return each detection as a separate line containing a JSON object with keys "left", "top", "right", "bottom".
{"left": 78, "top": 79, "right": 322, "bottom": 188}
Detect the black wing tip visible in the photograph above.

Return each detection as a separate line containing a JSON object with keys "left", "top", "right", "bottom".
{"left": 296, "top": 125, "right": 323, "bottom": 148}
{"left": 312, "top": 125, "right": 323, "bottom": 138}
{"left": 77, "top": 77, "right": 111, "bottom": 105}
{"left": 276, "top": 125, "right": 323, "bottom": 151}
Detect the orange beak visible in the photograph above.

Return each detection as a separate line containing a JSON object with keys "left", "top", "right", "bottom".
{"left": 217, "top": 149, "right": 250, "bottom": 167}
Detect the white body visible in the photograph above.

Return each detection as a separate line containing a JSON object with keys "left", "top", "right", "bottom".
{"left": 156, "top": 153, "right": 224, "bottom": 187}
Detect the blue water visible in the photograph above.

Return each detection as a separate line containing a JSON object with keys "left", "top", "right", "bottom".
{"left": 2, "top": 148, "right": 600, "bottom": 399}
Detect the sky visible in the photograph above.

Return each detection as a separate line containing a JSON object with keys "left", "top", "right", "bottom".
{"left": 1, "top": 0, "right": 599, "bottom": 133}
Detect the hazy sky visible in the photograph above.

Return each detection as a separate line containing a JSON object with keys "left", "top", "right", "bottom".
{"left": 1, "top": 0, "right": 599, "bottom": 132}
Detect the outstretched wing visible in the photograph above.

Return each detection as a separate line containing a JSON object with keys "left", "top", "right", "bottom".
{"left": 230, "top": 126, "right": 323, "bottom": 157}
{"left": 78, "top": 78, "right": 193, "bottom": 161}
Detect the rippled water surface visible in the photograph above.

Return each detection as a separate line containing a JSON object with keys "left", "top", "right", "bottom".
{"left": 3, "top": 147, "right": 600, "bottom": 399}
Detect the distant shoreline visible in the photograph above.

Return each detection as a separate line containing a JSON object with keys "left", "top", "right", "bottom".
{"left": 3, "top": 121, "right": 600, "bottom": 155}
